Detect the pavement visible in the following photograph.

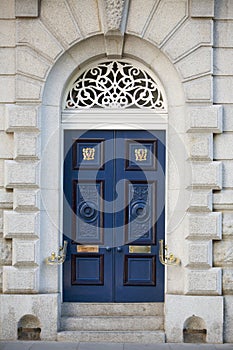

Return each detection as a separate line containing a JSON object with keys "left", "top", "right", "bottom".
{"left": 0, "top": 342, "right": 233, "bottom": 350}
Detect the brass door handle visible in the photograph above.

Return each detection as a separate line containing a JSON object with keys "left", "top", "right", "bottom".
{"left": 45, "top": 241, "right": 68, "bottom": 265}
{"left": 159, "top": 240, "right": 180, "bottom": 266}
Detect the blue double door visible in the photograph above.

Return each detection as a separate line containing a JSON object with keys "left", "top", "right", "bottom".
{"left": 63, "top": 130, "right": 165, "bottom": 302}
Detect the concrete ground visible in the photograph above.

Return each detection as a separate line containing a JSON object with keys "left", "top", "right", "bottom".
{"left": 0, "top": 342, "right": 233, "bottom": 350}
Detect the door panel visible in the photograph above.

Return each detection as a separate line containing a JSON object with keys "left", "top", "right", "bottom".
{"left": 72, "top": 253, "right": 104, "bottom": 285}
{"left": 73, "top": 180, "right": 104, "bottom": 244}
{"left": 114, "top": 130, "right": 165, "bottom": 302}
{"left": 63, "top": 130, "right": 114, "bottom": 302}
{"left": 63, "top": 129, "right": 165, "bottom": 302}
{"left": 125, "top": 180, "right": 156, "bottom": 244}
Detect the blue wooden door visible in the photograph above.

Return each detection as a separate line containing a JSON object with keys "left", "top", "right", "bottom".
{"left": 63, "top": 130, "right": 165, "bottom": 302}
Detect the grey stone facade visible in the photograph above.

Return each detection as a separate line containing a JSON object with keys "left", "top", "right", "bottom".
{"left": 0, "top": 0, "right": 233, "bottom": 344}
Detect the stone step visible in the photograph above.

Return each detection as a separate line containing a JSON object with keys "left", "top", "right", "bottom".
{"left": 57, "top": 330, "right": 165, "bottom": 343}
{"left": 61, "top": 302, "right": 164, "bottom": 317}
{"left": 60, "top": 315, "right": 164, "bottom": 331}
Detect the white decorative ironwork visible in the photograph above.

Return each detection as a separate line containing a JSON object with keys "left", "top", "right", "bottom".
{"left": 65, "top": 61, "right": 166, "bottom": 110}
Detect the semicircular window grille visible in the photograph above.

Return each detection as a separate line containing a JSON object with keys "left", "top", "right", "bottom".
{"left": 65, "top": 61, "right": 166, "bottom": 110}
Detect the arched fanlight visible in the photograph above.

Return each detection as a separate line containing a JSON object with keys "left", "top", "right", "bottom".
{"left": 65, "top": 61, "right": 166, "bottom": 111}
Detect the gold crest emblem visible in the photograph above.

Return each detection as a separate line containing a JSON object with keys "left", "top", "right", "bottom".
{"left": 135, "top": 148, "right": 147, "bottom": 161}
{"left": 83, "top": 147, "right": 95, "bottom": 160}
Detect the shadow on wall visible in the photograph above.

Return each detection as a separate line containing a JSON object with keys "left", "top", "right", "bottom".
{"left": 17, "top": 314, "right": 41, "bottom": 341}
{"left": 183, "top": 315, "right": 207, "bottom": 343}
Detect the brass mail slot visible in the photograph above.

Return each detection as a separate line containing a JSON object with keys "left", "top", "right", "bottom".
{"left": 129, "top": 245, "right": 151, "bottom": 254}
{"left": 77, "top": 245, "right": 99, "bottom": 253}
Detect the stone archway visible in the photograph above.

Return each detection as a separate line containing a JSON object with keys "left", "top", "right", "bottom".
{"left": 39, "top": 34, "right": 188, "bottom": 341}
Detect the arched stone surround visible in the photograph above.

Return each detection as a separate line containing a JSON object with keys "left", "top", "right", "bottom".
{"left": 40, "top": 33, "right": 185, "bottom": 292}
{"left": 0, "top": 0, "right": 224, "bottom": 343}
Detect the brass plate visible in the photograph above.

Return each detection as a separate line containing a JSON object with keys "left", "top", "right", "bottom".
{"left": 77, "top": 245, "right": 99, "bottom": 253}
{"left": 129, "top": 245, "right": 151, "bottom": 253}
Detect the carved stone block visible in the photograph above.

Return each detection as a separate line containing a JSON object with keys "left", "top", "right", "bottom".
{"left": 14, "top": 132, "right": 39, "bottom": 159}
{"left": 3, "top": 211, "right": 39, "bottom": 238}
{"left": 15, "top": 0, "right": 39, "bottom": 18}
{"left": 188, "top": 134, "right": 213, "bottom": 160}
{"left": 188, "top": 190, "right": 212, "bottom": 212}
{"left": 186, "top": 213, "right": 222, "bottom": 240}
{"left": 185, "top": 268, "right": 222, "bottom": 295}
{"left": 186, "top": 105, "right": 223, "bottom": 133}
{"left": 5, "top": 160, "right": 39, "bottom": 188}
{"left": 13, "top": 189, "right": 39, "bottom": 211}
{"left": 5, "top": 105, "right": 39, "bottom": 132}
{"left": 186, "top": 241, "right": 212, "bottom": 268}
{"left": 2, "top": 266, "right": 39, "bottom": 293}
{"left": 191, "top": 161, "right": 222, "bottom": 190}
{"left": 190, "top": 0, "right": 214, "bottom": 17}
{"left": 184, "top": 76, "right": 212, "bottom": 102}
{"left": 12, "top": 239, "right": 38, "bottom": 266}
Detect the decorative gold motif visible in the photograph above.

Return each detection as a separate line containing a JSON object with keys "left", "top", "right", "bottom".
{"left": 135, "top": 148, "right": 147, "bottom": 161}
{"left": 83, "top": 147, "right": 95, "bottom": 160}
{"left": 129, "top": 245, "right": 151, "bottom": 253}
